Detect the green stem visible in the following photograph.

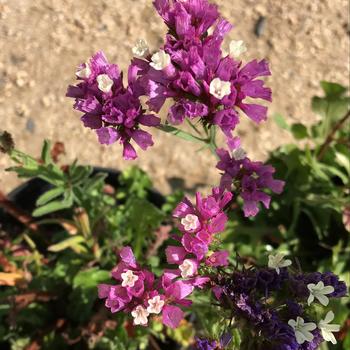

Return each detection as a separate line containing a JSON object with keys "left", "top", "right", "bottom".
{"left": 157, "top": 124, "right": 207, "bottom": 143}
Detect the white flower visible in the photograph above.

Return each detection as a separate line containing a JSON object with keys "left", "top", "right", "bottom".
{"left": 307, "top": 281, "right": 334, "bottom": 306}
{"left": 132, "top": 39, "right": 149, "bottom": 57}
{"left": 181, "top": 214, "right": 200, "bottom": 231}
{"left": 268, "top": 253, "right": 292, "bottom": 274}
{"left": 96, "top": 74, "right": 114, "bottom": 93}
{"left": 209, "top": 78, "right": 231, "bottom": 99}
{"left": 150, "top": 50, "right": 171, "bottom": 70}
{"left": 147, "top": 295, "right": 165, "bottom": 314}
{"left": 131, "top": 305, "right": 149, "bottom": 326}
{"left": 76, "top": 63, "right": 91, "bottom": 79}
{"left": 232, "top": 147, "right": 247, "bottom": 161}
{"left": 179, "top": 259, "right": 196, "bottom": 278}
{"left": 288, "top": 317, "right": 317, "bottom": 345}
{"left": 229, "top": 40, "right": 247, "bottom": 58}
{"left": 318, "top": 311, "right": 340, "bottom": 345}
{"left": 121, "top": 270, "right": 138, "bottom": 288}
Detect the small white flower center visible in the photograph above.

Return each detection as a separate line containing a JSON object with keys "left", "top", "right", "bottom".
{"left": 132, "top": 39, "right": 149, "bottom": 57}
{"left": 179, "top": 259, "right": 196, "bottom": 278}
{"left": 232, "top": 147, "right": 247, "bottom": 161}
{"left": 76, "top": 63, "right": 91, "bottom": 79}
{"left": 96, "top": 74, "right": 114, "bottom": 93}
{"left": 150, "top": 50, "right": 171, "bottom": 70}
{"left": 181, "top": 214, "right": 200, "bottom": 231}
{"left": 147, "top": 295, "right": 165, "bottom": 314}
{"left": 131, "top": 305, "right": 149, "bottom": 326}
{"left": 229, "top": 40, "right": 247, "bottom": 58}
{"left": 121, "top": 270, "right": 139, "bottom": 288}
{"left": 209, "top": 78, "right": 231, "bottom": 100}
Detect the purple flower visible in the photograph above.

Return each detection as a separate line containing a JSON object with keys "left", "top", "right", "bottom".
{"left": 67, "top": 52, "right": 160, "bottom": 160}
{"left": 129, "top": 0, "right": 272, "bottom": 146}
{"left": 216, "top": 147, "right": 285, "bottom": 217}
{"left": 290, "top": 272, "right": 347, "bottom": 300}
{"left": 195, "top": 338, "right": 217, "bottom": 350}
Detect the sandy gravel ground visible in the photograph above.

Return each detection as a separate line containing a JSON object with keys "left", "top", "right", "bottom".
{"left": 0, "top": 0, "right": 349, "bottom": 195}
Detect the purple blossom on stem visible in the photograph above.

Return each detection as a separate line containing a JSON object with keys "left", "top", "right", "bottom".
{"left": 216, "top": 147, "right": 285, "bottom": 217}
{"left": 130, "top": 0, "right": 272, "bottom": 146}
{"left": 67, "top": 52, "right": 160, "bottom": 160}
{"left": 98, "top": 246, "right": 195, "bottom": 328}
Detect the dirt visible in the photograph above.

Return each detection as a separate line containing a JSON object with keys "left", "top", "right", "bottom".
{"left": 0, "top": 0, "right": 349, "bottom": 195}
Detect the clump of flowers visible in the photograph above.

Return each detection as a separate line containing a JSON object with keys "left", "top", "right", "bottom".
{"left": 216, "top": 146, "right": 285, "bottom": 216}
{"left": 133, "top": 0, "right": 272, "bottom": 147}
{"left": 212, "top": 254, "right": 347, "bottom": 349}
{"left": 64, "top": 0, "right": 349, "bottom": 348}
{"left": 67, "top": 52, "right": 160, "bottom": 160}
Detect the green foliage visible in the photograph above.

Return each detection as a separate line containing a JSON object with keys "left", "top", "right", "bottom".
{"left": 1, "top": 145, "right": 171, "bottom": 349}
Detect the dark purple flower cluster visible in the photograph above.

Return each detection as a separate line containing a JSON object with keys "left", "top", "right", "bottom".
{"left": 66, "top": 52, "right": 160, "bottom": 160}
{"left": 213, "top": 265, "right": 347, "bottom": 349}
{"left": 195, "top": 338, "right": 217, "bottom": 350}
{"left": 216, "top": 147, "right": 285, "bottom": 216}
{"left": 290, "top": 271, "right": 348, "bottom": 300}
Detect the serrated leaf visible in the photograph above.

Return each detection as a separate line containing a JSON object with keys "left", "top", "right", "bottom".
{"left": 291, "top": 123, "right": 308, "bottom": 140}
{"left": 47, "top": 235, "right": 86, "bottom": 253}
{"left": 36, "top": 187, "right": 65, "bottom": 206}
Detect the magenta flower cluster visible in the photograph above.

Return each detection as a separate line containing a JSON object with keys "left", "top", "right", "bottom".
{"left": 98, "top": 189, "right": 233, "bottom": 328}
{"left": 98, "top": 246, "right": 193, "bottom": 328}
{"left": 134, "top": 0, "right": 272, "bottom": 146}
{"left": 216, "top": 147, "right": 285, "bottom": 216}
{"left": 66, "top": 52, "right": 160, "bottom": 160}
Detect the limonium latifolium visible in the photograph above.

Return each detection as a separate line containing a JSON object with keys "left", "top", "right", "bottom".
{"left": 64, "top": 0, "right": 348, "bottom": 348}
{"left": 66, "top": 52, "right": 160, "bottom": 160}
{"left": 133, "top": 0, "right": 272, "bottom": 147}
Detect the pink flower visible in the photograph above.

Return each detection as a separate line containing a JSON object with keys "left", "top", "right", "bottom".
{"left": 206, "top": 251, "right": 229, "bottom": 267}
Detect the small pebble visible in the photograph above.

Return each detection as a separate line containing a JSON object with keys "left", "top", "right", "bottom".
{"left": 26, "top": 118, "right": 36, "bottom": 133}
{"left": 254, "top": 16, "right": 266, "bottom": 37}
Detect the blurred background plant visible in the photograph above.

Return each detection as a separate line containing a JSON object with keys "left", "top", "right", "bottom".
{"left": 0, "top": 81, "right": 349, "bottom": 349}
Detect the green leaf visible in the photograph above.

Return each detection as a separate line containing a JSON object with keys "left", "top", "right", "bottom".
{"left": 118, "top": 167, "right": 152, "bottom": 199}
{"left": 124, "top": 197, "right": 165, "bottom": 259}
{"left": 83, "top": 172, "right": 108, "bottom": 193}
{"left": 36, "top": 187, "right": 65, "bottom": 206}
{"left": 157, "top": 124, "right": 206, "bottom": 143}
{"left": 73, "top": 267, "right": 110, "bottom": 289}
{"left": 273, "top": 113, "right": 290, "bottom": 130}
{"left": 32, "top": 191, "right": 74, "bottom": 217}
{"left": 335, "top": 152, "right": 350, "bottom": 176}
{"left": 291, "top": 123, "right": 308, "bottom": 140}
{"left": 320, "top": 81, "right": 347, "bottom": 98}
{"left": 41, "top": 140, "right": 52, "bottom": 164}
{"left": 47, "top": 235, "right": 87, "bottom": 253}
